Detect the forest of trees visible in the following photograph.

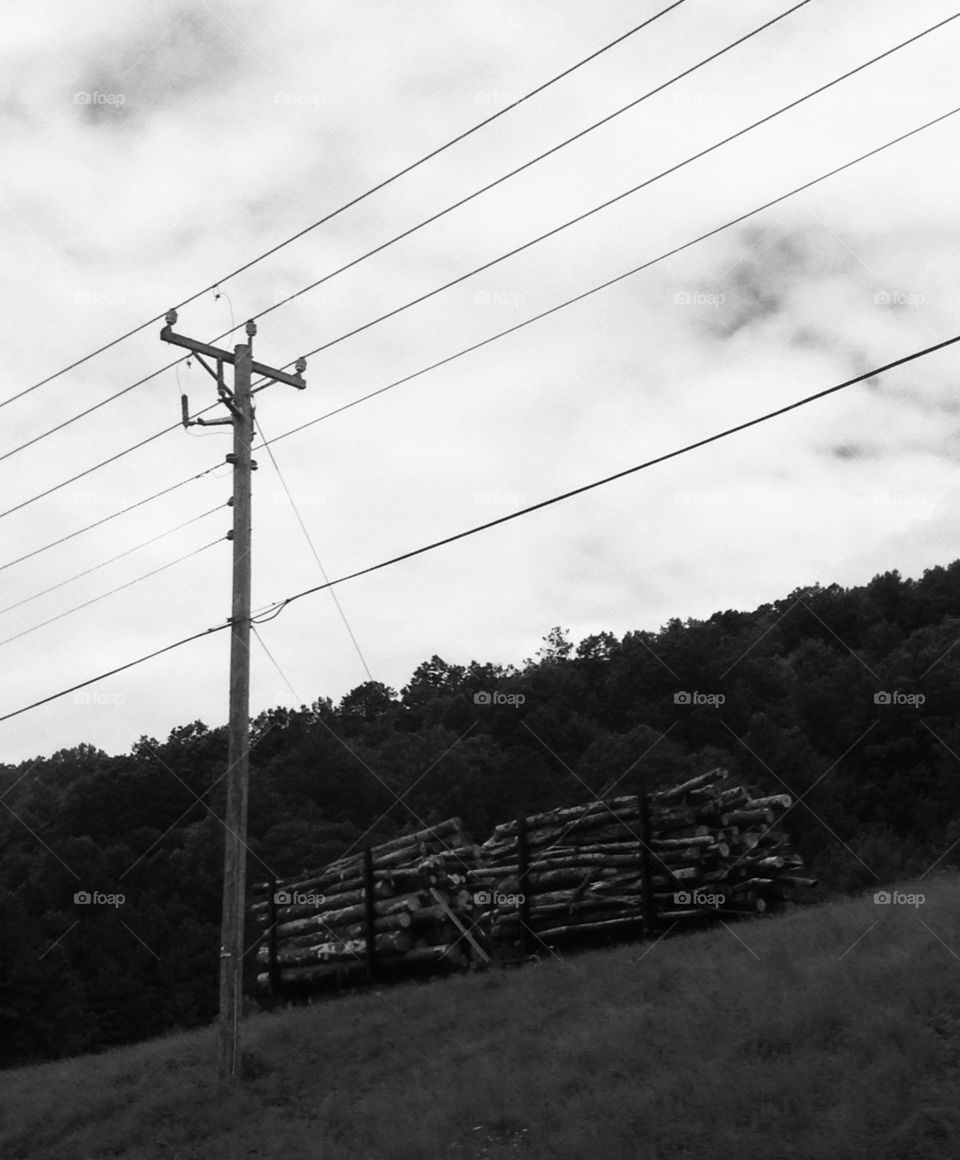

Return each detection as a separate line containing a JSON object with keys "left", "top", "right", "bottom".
{"left": 3, "top": 561, "right": 960, "bottom": 1068}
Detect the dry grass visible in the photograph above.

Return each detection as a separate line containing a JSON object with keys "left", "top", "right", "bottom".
{"left": 2, "top": 873, "right": 959, "bottom": 1159}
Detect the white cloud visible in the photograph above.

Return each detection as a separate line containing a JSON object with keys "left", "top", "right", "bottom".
{"left": 1, "top": 0, "right": 960, "bottom": 760}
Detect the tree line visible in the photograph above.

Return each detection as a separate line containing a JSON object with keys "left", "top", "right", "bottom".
{"left": 2, "top": 561, "right": 959, "bottom": 1066}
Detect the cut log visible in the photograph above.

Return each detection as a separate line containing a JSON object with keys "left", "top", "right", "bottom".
{"left": 369, "top": 818, "right": 465, "bottom": 855}
{"left": 260, "top": 929, "right": 414, "bottom": 967}
{"left": 649, "top": 834, "right": 720, "bottom": 850}
{"left": 265, "top": 910, "right": 413, "bottom": 952}
{"left": 275, "top": 893, "right": 423, "bottom": 939}
{"left": 746, "top": 793, "right": 792, "bottom": 811}
{"left": 721, "top": 807, "right": 775, "bottom": 827}
{"left": 486, "top": 796, "right": 639, "bottom": 841}
{"left": 728, "top": 877, "right": 776, "bottom": 893}
{"left": 650, "top": 768, "right": 729, "bottom": 802}
{"left": 532, "top": 914, "right": 648, "bottom": 940}
{"left": 428, "top": 887, "right": 491, "bottom": 965}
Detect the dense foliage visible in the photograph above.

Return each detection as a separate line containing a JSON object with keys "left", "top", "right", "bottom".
{"left": 3, "top": 562, "right": 960, "bottom": 1067}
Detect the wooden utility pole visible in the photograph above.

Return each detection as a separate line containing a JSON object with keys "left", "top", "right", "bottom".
{"left": 161, "top": 310, "right": 306, "bottom": 1081}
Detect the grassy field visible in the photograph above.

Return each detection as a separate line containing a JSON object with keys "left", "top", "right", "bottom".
{"left": 2, "top": 873, "right": 960, "bottom": 1160}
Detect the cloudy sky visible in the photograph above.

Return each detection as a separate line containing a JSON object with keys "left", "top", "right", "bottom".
{"left": 1, "top": 0, "right": 958, "bottom": 764}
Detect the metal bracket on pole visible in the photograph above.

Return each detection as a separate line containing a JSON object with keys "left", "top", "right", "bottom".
{"left": 161, "top": 309, "right": 309, "bottom": 390}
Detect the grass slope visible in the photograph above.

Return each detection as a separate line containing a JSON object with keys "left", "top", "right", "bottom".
{"left": 2, "top": 874, "right": 960, "bottom": 1160}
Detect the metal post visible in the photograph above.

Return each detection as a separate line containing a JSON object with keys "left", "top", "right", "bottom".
{"left": 640, "top": 792, "right": 655, "bottom": 938}
{"left": 517, "top": 815, "right": 531, "bottom": 956}
{"left": 363, "top": 846, "right": 377, "bottom": 982}
{"left": 267, "top": 877, "right": 280, "bottom": 998}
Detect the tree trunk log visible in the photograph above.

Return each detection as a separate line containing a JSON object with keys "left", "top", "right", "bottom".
{"left": 275, "top": 892, "right": 423, "bottom": 939}
{"left": 260, "top": 928, "right": 414, "bottom": 967}
{"left": 649, "top": 768, "right": 729, "bottom": 803}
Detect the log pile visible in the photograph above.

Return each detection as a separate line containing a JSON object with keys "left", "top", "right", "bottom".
{"left": 474, "top": 768, "right": 814, "bottom": 954}
{"left": 251, "top": 819, "right": 487, "bottom": 992}
{"left": 252, "top": 768, "right": 816, "bottom": 994}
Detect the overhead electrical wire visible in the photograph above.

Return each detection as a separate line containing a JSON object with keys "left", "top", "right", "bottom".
{"left": 0, "top": 622, "right": 231, "bottom": 725}
{"left": 255, "top": 416, "right": 375, "bottom": 682}
{"left": 2, "top": 97, "right": 955, "bottom": 561}
{"left": 0, "top": 464, "right": 223, "bottom": 577}
{"left": 0, "top": 0, "right": 805, "bottom": 467}
{"left": 2, "top": 7, "right": 951, "bottom": 503}
{"left": 252, "top": 105, "right": 960, "bottom": 451}
{"left": 259, "top": 11, "right": 960, "bottom": 380}
{"left": 0, "top": 504, "right": 225, "bottom": 617}
{"left": 0, "top": 3, "right": 686, "bottom": 414}
{"left": 0, "top": 536, "right": 224, "bottom": 651}
{"left": 3, "top": 332, "right": 958, "bottom": 726}
{"left": 255, "top": 333, "right": 960, "bottom": 623}
{"left": 251, "top": 624, "right": 303, "bottom": 706}
{"left": 246, "top": 0, "right": 815, "bottom": 331}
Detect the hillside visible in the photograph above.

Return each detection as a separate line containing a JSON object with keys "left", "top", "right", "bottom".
{"left": 5, "top": 561, "right": 960, "bottom": 1066}
{"left": 2, "top": 872, "right": 959, "bottom": 1160}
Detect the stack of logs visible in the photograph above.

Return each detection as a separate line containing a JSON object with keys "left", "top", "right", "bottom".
{"left": 475, "top": 767, "right": 815, "bottom": 953}
{"left": 253, "top": 768, "right": 816, "bottom": 992}
{"left": 251, "top": 819, "right": 488, "bottom": 992}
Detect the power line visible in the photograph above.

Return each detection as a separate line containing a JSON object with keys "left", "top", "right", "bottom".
{"left": 249, "top": 1, "right": 815, "bottom": 331}
{"left": 0, "top": 504, "right": 225, "bottom": 617}
{"left": 0, "top": 465, "right": 223, "bottom": 577}
{"left": 4, "top": 330, "right": 956, "bottom": 726}
{"left": 255, "top": 417, "right": 375, "bottom": 682}
{"left": 0, "top": 622, "right": 230, "bottom": 725}
{"left": 0, "top": 537, "right": 224, "bottom": 651}
{"left": 4, "top": 12, "right": 948, "bottom": 513}
{"left": 3, "top": 84, "right": 950, "bottom": 559}
{"left": 0, "top": 4, "right": 685, "bottom": 414}
{"left": 255, "top": 104, "right": 960, "bottom": 455}
{"left": 273, "top": 11, "right": 959, "bottom": 376}
{"left": 5, "top": 91, "right": 950, "bottom": 552}
{"left": 253, "top": 333, "right": 960, "bottom": 626}
{"left": 251, "top": 624, "right": 303, "bottom": 705}
{"left": 0, "top": 0, "right": 793, "bottom": 468}
{"left": 0, "top": 420, "right": 186, "bottom": 523}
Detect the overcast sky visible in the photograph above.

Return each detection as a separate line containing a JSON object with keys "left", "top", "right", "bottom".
{"left": 1, "top": 0, "right": 959, "bottom": 765}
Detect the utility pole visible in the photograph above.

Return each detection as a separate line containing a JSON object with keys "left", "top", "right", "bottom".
{"left": 161, "top": 310, "right": 306, "bottom": 1082}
